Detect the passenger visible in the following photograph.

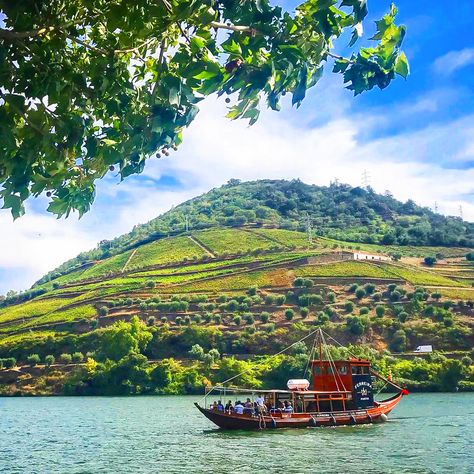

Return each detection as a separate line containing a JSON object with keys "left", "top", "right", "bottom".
{"left": 210, "top": 400, "right": 217, "bottom": 410}
{"left": 284, "top": 401, "right": 293, "bottom": 413}
{"left": 234, "top": 401, "right": 244, "bottom": 415}
{"left": 225, "top": 400, "right": 234, "bottom": 412}
{"left": 217, "top": 400, "right": 224, "bottom": 412}
{"left": 244, "top": 398, "right": 254, "bottom": 415}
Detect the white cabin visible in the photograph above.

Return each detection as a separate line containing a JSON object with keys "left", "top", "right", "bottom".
{"left": 413, "top": 345, "right": 433, "bottom": 353}
{"left": 353, "top": 251, "right": 391, "bottom": 262}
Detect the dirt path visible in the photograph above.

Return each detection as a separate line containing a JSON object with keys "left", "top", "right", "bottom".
{"left": 188, "top": 235, "right": 215, "bottom": 258}
{"left": 121, "top": 248, "right": 138, "bottom": 273}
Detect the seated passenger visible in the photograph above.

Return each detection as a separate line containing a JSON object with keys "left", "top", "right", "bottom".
{"left": 283, "top": 401, "right": 293, "bottom": 413}
{"left": 225, "top": 400, "right": 234, "bottom": 412}
{"left": 210, "top": 400, "right": 217, "bottom": 410}
{"left": 217, "top": 400, "right": 224, "bottom": 411}
{"left": 244, "top": 398, "right": 254, "bottom": 415}
{"left": 234, "top": 401, "right": 244, "bottom": 415}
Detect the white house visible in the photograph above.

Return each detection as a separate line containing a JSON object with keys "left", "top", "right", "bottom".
{"left": 353, "top": 251, "right": 392, "bottom": 262}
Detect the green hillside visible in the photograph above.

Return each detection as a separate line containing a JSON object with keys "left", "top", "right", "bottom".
{"left": 0, "top": 181, "right": 473, "bottom": 396}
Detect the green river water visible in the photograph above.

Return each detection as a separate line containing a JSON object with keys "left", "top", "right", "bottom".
{"left": 0, "top": 393, "right": 472, "bottom": 473}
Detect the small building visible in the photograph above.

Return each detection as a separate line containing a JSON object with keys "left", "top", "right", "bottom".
{"left": 353, "top": 251, "right": 391, "bottom": 262}
{"left": 413, "top": 345, "right": 433, "bottom": 353}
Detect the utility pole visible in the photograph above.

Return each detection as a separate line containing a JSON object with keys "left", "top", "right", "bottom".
{"left": 361, "top": 169, "right": 370, "bottom": 189}
{"left": 305, "top": 214, "right": 313, "bottom": 245}
{"left": 434, "top": 201, "right": 438, "bottom": 213}
{"left": 459, "top": 205, "right": 463, "bottom": 220}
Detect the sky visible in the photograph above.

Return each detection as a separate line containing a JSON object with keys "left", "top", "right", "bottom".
{"left": 1, "top": 0, "right": 474, "bottom": 294}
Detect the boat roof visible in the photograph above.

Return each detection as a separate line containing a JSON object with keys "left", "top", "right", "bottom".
{"left": 209, "top": 386, "right": 352, "bottom": 395}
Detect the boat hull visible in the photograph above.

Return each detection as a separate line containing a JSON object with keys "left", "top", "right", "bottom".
{"left": 195, "top": 392, "right": 403, "bottom": 430}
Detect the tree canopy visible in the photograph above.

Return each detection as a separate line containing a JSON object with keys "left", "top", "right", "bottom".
{"left": 0, "top": 0, "right": 408, "bottom": 218}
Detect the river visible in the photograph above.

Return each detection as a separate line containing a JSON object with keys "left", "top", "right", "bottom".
{"left": 0, "top": 393, "right": 472, "bottom": 473}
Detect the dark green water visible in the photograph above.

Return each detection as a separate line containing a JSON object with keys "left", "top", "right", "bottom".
{"left": 0, "top": 393, "right": 472, "bottom": 473}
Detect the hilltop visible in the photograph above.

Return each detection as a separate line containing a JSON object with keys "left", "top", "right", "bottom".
{"left": 0, "top": 180, "right": 473, "bottom": 396}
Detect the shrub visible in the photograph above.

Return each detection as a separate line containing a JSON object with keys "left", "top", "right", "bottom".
{"left": 364, "top": 283, "right": 376, "bottom": 295}
{"left": 3, "top": 357, "right": 16, "bottom": 369}
{"left": 398, "top": 312, "right": 408, "bottom": 323}
{"left": 424, "top": 256, "right": 437, "bottom": 266}
{"left": 147, "top": 316, "right": 156, "bottom": 326}
{"left": 212, "top": 314, "right": 222, "bottom": 324}
{"left": 346, "top": 316, "right": 369, "bottom": 336}
{"left": 72, "top": 352, "right": 84, "bottom": 363}
{"left": 461, "top": 356, "right": 473, "bottom": 366}
{"left": 192, "top": 314, "right": 202, "bottom": 324}
{"left": 327, "top": 292, "right": 336, "bottom": 303}
{"left": 387, "top": 284, "right": 397, "bottom": 292}
{"left": 390, "top": 330, "right": 407, "bottom": 352}
{"left": 139, "top": 302, "right": 148, "bottom": 311}
{"left": 275, "top": 295, "right": 286, "bottom": 305}
{"left": 260, "top": 312, "right": 270, "bottom": 323}
{"left": 248, "top": 286, "right": 258, "bottom": 296}
{"left": 293, "top": 277, "right": 304, "bottom": 287}
{"left": 372, "top": 292, "right": 382, "bottom": 302}
{"left": 359, "top": 306, "right": 369, "bottom": 315}
{"left": 262, "top": 323, "right": 275, "bottom": 333}
{"left": 0, "top": 360, "right": 3, "bottom": 370}
{"left": 226, "top": 299, "right": 239, "bottom": 311}
{"left": 344, "top": 301, "right": 354, "bottom": 312}
{"left": 160, "top": 316, "right": 168, "bottom": 324}
{"left": 98, "top": 306, "right": 109, "bottom": 316}
{"left": 264, "top": 295, "right": 276, "bottom": 305}
{"left": 244, "top": 313, "right": 254, "bottom": 325}
{"left": 431, "top": 292, "right": 442, "bottom": 301}
{"left": 303, "top": 279, "right": 313, "bottom": 288}
{"left": 184, "top": 315, "right": 192, "bottom": 325}
{"left": 375, "top": 305, "right": 385, "bottom": 317}
{"left": 60, "top": 353, "right": 72, "bottom": 364}
{"left": 300, "top": 307, "right": 309, "bottom": 318}
{"left": 45, "top": 355, "right": 55, "bottom": 367}
{"left": 284, "top": 309, "right": 295, "bottom": 321}
{"left": 145, "top": 280, "right": 156, "bottom": 288}
{"left": 348, "top": 283, "right": 358, "bottom": 293}
{"left": 233, "top": 315, "right": 242, "bottom": 326}
{"left": 466, "top": 252, "right": 474, "bottom": 262}
{"left": 424, "top": 305, "right": 435, "bottom": 316}
{"left": 203, "top": 313, "right": 212, "bottom": 323}
{"left": 390, "top": 290, "right": 401, "bottom": 302}
{"left": 355, "top": 288, "right": 366, "bottom": 300}
{"left": 217, "top": 295, "right": 228, "bottom": 303}
{"left": 27, "top": 354, "right": 41, "bottom": 366}
{"left": 189, "top": 344, "right": 205, "bottom": 360}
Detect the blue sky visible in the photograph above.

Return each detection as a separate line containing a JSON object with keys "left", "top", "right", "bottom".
{"left": 1, "top": 0, "right": 474, "bottom": 293}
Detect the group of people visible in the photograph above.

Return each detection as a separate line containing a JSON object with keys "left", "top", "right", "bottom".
{"left": 210, "top": 395, "right": 293, "bottom": 415}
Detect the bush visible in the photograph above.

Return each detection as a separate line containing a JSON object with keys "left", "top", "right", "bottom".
{"left": 184, "top": 315, "right": 192, "bottom": 325}
{"left": 348, "top": 283, "right": 358, "bottom": 293}
{"left": 145, "top": 280, "right": 156, "bottom": 289}
{"left": 344, "top": 301, "right": 354, "bottom": 312}
{"left": 355, "top": 288, "right": 366, "bottom": 300}
{"left": 147, "top": 316, "right": 156, "bottom": 326}
{"left": 160, "top": 316, "right": 168, "bottom": 323}
{"left": 175, "top": 316, "right": 183, "bottom": 325}
{"left": 27, "top": 354, "right": 41, "bottom": 366}
{"left": 303, "top": 279, "right": 313, "bottom": 288}
{"left": 275, "top": 295, "right": 286, "bottom": 305}
{"left": 192, "top": 314, "right": 202, "bottom": 324}
{"left": 346, "top": 316, "right": 367, "bottom": 336}
{"left": 262, "top": 323, "right": 275, "bottom": 333}
{"left": 260, "top": 312, "right": 270, "bottom": 323}
{"left": 139, "top": 302, "right": 148, "bottom": 311}
{"left": 72, "top": 352, "right": 84, "bottom": 363}
{"left": 327, "top": 292, "right": 336, "bottom": 303}
{"left": 284, "top": 309, "right": 295, "bottom": 321}
{"left": 398, "top": 312, "right": 408, "bottom": 323}
{"left": 424, "top": 256, "right": 437, "bottom": 266}
{"left": 375, "top": 305, "right": 385, "bottom": 317}
{"left": 212, "top": 314, "right": 222, "bottom": 324}
{"left": 372, "top": 292, "right": 382, "bottom": 302}
{"left": 300, "top": 307, "right": 309, "bottom": 318}
{"left": 189, "top": 344, "right": 204, "bottom": 360}
{"left": 466, "top": 252, "right": 474, "bottom": 262}
{"left": 98, "top": 306, "right": 109, "bottom": 316}
{"left": 60, "top": 353, "right": 72, "bottom": 364}
{"left": 248, "top": 286, "right": 258, "bottom": 296}
{"left": 244, "top": 314, "right": 254, "bottom": 325}
{"left": 390, "top": 330, "right": 407, "bottom": 352}
{"left": 293, "top": 277, "right": 304, "bottom": 287}
{"left": 390, "top": 290, "right": 401, "bottom": 302}
{"left": 45, "top": 355, "right": 55, "bottom": 366}
{"left": 387, "top": 284, "right": 397, "bottom": 292}
{"left": 3, "top": 357, "right": 16, "bottom": 369}
{"left": 431, "top": 292, "right": 442, "bottom": 301}
{"left": 359, "top": 306, "right": 369, "bottom": 315}
{"left": 233, "top": 315, "right": 242, "bottom": 326}
{"left": 364, "top": 283, "right": 376, "bottom": 295}
{"left": 203, "top": 313, "right": 212, "bottom": 323}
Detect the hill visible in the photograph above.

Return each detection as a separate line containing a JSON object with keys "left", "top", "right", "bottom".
{"left": 34, "top": 179, "right": 474, "bottom": 286}
{"left": 0, "top": 180, "right": 473, "bottom": 396}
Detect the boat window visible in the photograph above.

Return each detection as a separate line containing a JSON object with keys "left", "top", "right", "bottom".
{"left": 352, "top": 366, "right": 361, "bottom": 375}
{"left": 313, "top": 366, "right": 322, "bottom": 375}
{"left": 338, "top": 365, "right": 348, "bottom": 375}
{"left": 361, "top": 366, "right": 370, "bottom": 375}
{"left": 326, "top": 367, "right": 334, "bottom": 375}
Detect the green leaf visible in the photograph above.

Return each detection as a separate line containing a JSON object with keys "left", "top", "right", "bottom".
{"left": 292, "top": 66, "right": 308, "bottom": 107}
{"left": 394, "top": 52, "right": 409, "bottom": 79}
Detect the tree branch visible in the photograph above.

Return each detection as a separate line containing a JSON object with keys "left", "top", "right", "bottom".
{"left": 0, "top": 91, "right": 45, "bottom": 136}
{"left": 326, "top": 51, "right": 355, "bottom": 64}
{"left": 209, "top": 21, "right": 256, "bottom": 35}
{"left": 0, "top": 26, "right": 56, "bottom": 40}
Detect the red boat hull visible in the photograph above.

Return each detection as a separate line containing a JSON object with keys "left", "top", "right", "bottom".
{"left": 195, "top": 392, "right": 403, "bottom": 430}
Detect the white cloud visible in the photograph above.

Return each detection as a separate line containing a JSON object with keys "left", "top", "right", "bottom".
{"left": 433, "top": 48, "right": 474, "bottom": 76}
{"left": 1, "top": 88, "right": 473, "bottom": 294}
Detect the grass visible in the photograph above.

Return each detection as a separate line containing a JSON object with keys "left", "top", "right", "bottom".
{"left": 161, "top": 268, "right": 292, "bottom": 293}
{"left": 0, "top": 298, "right": 69, "bottom": 325}
{"left": 252, "top": 229, "right": 314, "bottom": 248}
{"left": 434, "top": 288, "right": 474, "bottom": 300}
{"left": 78, "top": 251, "right": 134, "bottom": 280}
{"left": 194, "top": 228, "right": 277, "bottom": 255}
{"left": 295, "top": 261, "right": 394, "bottom": 279}
{"left": 127, "top": 236, "right": 206, "bottom": 268}
{"left": 0, "top": 330, "right": 65, "bottom": 346}
{"left": 380, "top": 264, "right": 466, "bottom": 287}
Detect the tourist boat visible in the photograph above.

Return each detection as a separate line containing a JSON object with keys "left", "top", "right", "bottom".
{"left": 195, "top": 329, "right": 408, "bottom": 430}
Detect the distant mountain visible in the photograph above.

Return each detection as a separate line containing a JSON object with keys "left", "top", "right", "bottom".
{"left": 36, "top": 179, "right": 474, "bottom": 285}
